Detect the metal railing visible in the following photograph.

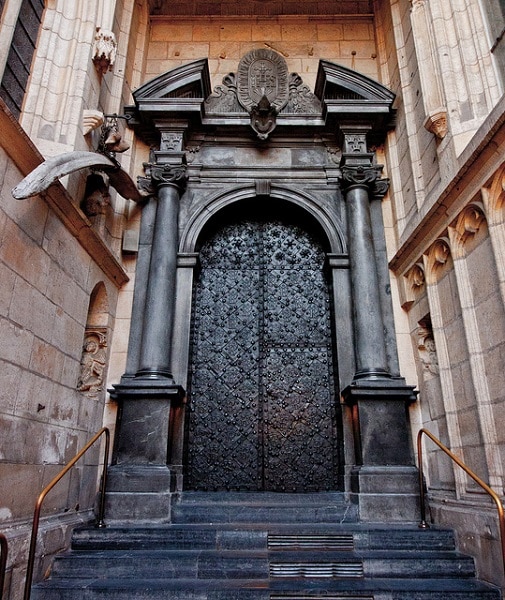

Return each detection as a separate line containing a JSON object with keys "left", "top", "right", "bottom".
{"left": 23, "top": 427, "right": 110, "bottom": 600}
{"left": 417, "top": 428, "right": 505, "bottom": 577}
{"left": 0, "top": 532, "right": 8, "bottom": 600}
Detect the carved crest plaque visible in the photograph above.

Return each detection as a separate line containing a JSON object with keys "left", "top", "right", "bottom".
{"left": 237, "top": 49, "right": 289, "bottom": 113}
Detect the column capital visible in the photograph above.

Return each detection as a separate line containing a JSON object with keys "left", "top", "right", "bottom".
{"left": 138, "top": 163, "right": 188, "bottom": 196}
{"left": 340, "top": 163, "right": 384, "bottom": 192}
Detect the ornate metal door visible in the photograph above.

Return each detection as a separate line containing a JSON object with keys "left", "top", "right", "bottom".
{"left": 186, "top": 212, "right": 341, "bottom": 491}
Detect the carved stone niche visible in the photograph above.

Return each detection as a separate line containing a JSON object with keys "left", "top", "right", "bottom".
{"left": 407, "top": 262, "right": 426, "bottom": 291}
{"left": 426, "top": 237, "right": 451, "bottom": 279}
{"left": 454, "top": 203, "right": 486, "bottom": 247}
{"left": 77, "top": 329, "right": 108, "bottom": 396}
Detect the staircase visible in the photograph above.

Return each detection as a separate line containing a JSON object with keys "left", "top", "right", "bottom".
{"left": 31, "top": 492, "right": 501, "bottom": 599}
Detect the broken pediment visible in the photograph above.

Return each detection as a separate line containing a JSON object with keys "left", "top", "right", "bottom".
{"left": 126, "top": 53, "right": 395, "bottom": 143}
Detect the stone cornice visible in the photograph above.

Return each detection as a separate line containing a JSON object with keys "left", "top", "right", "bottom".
{"left": 0, "top": 100, "right": 129, "bottom": 288}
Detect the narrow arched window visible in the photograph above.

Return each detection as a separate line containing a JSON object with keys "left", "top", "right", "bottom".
{"left": 0, "top": 0, "right": 45, "bottom": 118}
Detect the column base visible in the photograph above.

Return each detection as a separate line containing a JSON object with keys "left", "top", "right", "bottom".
{"left": 109, "top": 378, "right": 185, "bottom": 466}
{"left": 351, "top": 465, "right": 421, "bottom": 522}
{"left": 343, "top": 377, "right": 420, "bottom": 522}
{"left": 105, "top": 465, "right": 175, "bottom": 524}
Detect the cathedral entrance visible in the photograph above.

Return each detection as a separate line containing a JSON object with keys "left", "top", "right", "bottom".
{"left": 186, "top": 202, "right": 342, "bottom": 492}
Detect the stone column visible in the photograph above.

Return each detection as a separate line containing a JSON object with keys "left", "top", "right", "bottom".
{"left": 136, "top": 163, "right": 187, "bottom": 380}
{"left": 107, "top": 158, "right": 187, "bottom": 523}
{"left": 338, "top": 128, "right": 419, "bottom": 522}
{"left": 340, "top": 152, "right": 389, "bottom": 380}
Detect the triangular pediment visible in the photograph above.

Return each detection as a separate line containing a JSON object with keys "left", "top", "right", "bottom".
{"left": 133, "top": 59, "right": 211, "bottom": 102}
{"left": 315, "top": 60, "right": 395, "bottom": 107}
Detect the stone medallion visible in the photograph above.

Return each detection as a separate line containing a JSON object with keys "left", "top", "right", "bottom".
{"left": 237, "top": 48, "right": 289, "bottom": 113}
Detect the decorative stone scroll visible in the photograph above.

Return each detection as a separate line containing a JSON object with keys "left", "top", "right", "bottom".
{"left": 285, "top": 74, "right": 322, "bottom": 114}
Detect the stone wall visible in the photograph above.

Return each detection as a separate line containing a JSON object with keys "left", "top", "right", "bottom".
{"left": 145, "top": 15, "right": 379, "bottom": 91}
{"left": 0, "top": 103, "right": 127, "bottom": 598}
{"left": 382, "top": 0, "right": 505, "bottom": 588}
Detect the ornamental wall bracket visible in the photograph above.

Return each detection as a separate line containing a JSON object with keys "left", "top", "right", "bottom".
{"left": 424, "top": 109, "right": 448, "bottom": 139}
{"left": 138, "top": 163, "right": 188, "bottom": 196}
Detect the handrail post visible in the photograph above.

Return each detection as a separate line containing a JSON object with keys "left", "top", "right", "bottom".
{"left": 417, "top": 428, "right": 505, "bottom": 578}
{"left": 417, "top": 430, "right": 429, "bottom": 529}
{"left": 0, "top": 532, "right": 8, "bottom": 600}
{"left": 23, "top": 427, "right": 110, "bottom": 600}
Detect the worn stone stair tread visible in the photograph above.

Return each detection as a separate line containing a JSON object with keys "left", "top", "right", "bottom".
{"left": 32, "top": 576, "right": 501, "bottom": 593}
{"left": 72, "top": 524, "right": 457, "bottom": 552}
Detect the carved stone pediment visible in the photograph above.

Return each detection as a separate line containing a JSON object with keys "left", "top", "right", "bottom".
{"left": 205, "top": 52, "right": 322, "bottom": 119}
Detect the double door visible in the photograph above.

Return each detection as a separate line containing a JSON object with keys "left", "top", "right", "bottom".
{"left": 186, "top": 211, "right": 341, "bottom": 491}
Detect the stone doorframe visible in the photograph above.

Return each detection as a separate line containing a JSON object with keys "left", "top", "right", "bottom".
{"left": 107, "top": 51, "right": 419, "bottom": 523}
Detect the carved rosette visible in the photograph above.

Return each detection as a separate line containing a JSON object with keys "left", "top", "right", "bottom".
{"left": 138, "top": 163, "right": 188, "bottom": 196}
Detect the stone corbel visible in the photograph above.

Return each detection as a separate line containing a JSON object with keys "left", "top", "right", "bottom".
{"left": 410, "top": 0, "right": 448, "bottom": 140}
{"left": 424, "top": 109, "right": 448, "bottom": 140}
{"left": 92, "top": 27, "right": 117, "bottom": 75}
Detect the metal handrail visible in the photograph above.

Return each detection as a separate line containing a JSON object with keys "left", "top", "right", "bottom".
{"left": 417, "top": 428, "right": 505, "bottom": 576}
{"left": 0, "top": 532, "right": 8, "bottom": 600}
{"left": 23, "top": 427, "right": 110, "bottom": 600}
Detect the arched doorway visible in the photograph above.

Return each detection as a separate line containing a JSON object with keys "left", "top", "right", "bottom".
{"left": 185, "top": 200, "right": 343, "bottom": 492}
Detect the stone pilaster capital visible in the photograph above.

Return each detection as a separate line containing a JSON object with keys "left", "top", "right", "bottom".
{"left": 372, "top": 177, "right": 390, "bottom": 200}
{"left": 138, "top": 163, "right": 188, "bottom": 196}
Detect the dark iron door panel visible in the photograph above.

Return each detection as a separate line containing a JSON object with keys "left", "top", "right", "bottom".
{"left": 187, "top": 215, "right": 341, "bottom": 491}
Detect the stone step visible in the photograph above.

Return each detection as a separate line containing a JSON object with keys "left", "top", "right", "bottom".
{"left": 31, "top": 576, "right": 502, "bottom": 600}
{"left": 48, "top": 548, "right": 476, "bottom": 580}
{"left": 30, "top": 493, "right": 501, "bottom": 600}
{"left": 171, "top": 492, "right": 357, "bottom": 524}
{"left": 71, "top": 524, "right": 457, "bottom": 553}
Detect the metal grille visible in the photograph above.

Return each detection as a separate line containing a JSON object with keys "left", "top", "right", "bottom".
{"left": 270, "top": 596, "right": 373, "bottom": 600}
{"left": 187, "top": 214, "right": 340, "bottom": 491}
{"left": 269, "top": 561, "right": 364, "bottom": 578}
{"left": 268, "top": 534, "right": 354, "bottom": 551}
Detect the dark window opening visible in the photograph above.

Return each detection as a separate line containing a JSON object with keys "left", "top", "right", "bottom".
{"left": 0, "top": 0, "right": 45, "bottom": 118}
